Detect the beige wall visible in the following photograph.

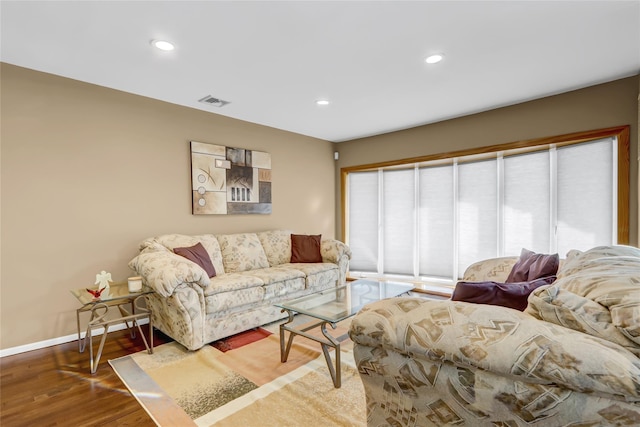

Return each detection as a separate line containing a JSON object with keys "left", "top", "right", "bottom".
{"left": 2, "top": 63, "right": 638, "bottom": 352}
{"left": 0, "top": 64, "right": 337, "bottom": 350}
{"left": 335, "top": 76, "right": 640, "bottom": 247}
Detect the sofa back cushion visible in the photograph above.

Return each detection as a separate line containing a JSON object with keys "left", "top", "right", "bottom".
{"left": 151, "top": 233, "right": 225, "bottom": 275}
{"left": 216, "top": 233, "right": 270, "bottom": 273}
{"left": 174, "top": 242, "right": 216, "bottom": 278}
{"left": 256, "top": 230, "right": 292, "bottom": 266}
{"left": 526, "top": 245, "right": 640, "bottom": 355}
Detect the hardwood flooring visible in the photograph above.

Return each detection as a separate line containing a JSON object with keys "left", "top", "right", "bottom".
{"left": 0, "top": 325, "right": 170, "bottom": 426}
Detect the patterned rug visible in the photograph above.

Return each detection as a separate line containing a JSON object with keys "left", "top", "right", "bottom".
{"left": 109, "top": 319, "right": 365, "bottom": 426}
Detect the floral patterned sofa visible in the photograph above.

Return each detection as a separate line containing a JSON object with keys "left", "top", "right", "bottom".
{"left": 349, "top": 245, "right": 640, "bottom": 426}
{"left": 129, "top": 230, "right": 351, "bottom": 350}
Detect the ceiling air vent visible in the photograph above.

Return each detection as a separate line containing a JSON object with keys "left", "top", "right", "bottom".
{"left": 198, "top": 95, "right": 230, "bottom": 108}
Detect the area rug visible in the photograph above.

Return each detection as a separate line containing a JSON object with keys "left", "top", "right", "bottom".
{"left": 109, "top": 320, "right": 365, "bottom": 426}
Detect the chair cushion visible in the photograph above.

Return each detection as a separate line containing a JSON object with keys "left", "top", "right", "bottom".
{"left": 526, "top": 245, "right": 640, "bottom": 356}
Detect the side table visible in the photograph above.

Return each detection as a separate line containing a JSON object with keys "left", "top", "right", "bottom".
{"left": 71, "top": 282, "right": 154, "bottom": 373}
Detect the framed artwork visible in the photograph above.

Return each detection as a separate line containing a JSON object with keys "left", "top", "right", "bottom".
{"left": 190, "top": 141, "right": 272, "bottom": 214}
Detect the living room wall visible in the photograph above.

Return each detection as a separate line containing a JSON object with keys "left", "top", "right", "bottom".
{"left": 0, "top": 63, "right": 338, "bottom": 351}
{"left": 335, "top": 75, "right": 640, "bottom": 247}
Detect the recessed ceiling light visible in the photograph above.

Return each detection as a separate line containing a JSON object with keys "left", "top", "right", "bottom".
{"left": 316, "top": 100, "right": 330, "bottom": 106}
{"left": 425, "top": 54, "right": 444, "bottom": 64}
{"left": 151, "top": 39, "right": 175, "bottom": 51}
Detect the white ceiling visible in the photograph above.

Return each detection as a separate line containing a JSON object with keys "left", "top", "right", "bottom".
{"left": 2, "top": 1, "right": 639, "bottom": 143}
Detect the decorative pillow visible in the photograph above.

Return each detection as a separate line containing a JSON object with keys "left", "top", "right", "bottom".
{"left": 216, "top": 233, "right": 270, "bottom": 273}
{"left": 291, "top": 234, "right": 323, "bottom": 263}
{"left": 452, "top": 276, "right": 556, "bottom": 311}
{"left": 174, "top": 242, "right": 216, "bottom": 278}
{"left": 506, "top": 248, "right": 559, "bottom": 283}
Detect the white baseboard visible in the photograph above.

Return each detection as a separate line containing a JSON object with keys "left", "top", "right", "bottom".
{"left": 0, "top": 318, "right": 150, "bottom": 358}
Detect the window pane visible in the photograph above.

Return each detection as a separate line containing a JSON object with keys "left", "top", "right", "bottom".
{"left": 458, "top": 159, "right": 498, "bottom": 277}
{"left": 348, "top": 171, "right": 379, "bottom": 271}
{"left": 419, "top": 165, "right": 454, "bottom": 278}
{"left": 504, "top": 151, "right": 551, "bottom": 255}
{"left": 383, "top": 169, "right": 415, "bottom": 275}
{"left": 557, "top": 139, "right": 614, "bottom": 255}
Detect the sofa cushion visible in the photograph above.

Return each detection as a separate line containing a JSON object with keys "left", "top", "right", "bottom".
{"left": 291, "top": 234, "right": 322, "bottom": 263}
{"left": 243, "top": 265, "right": 305, "bottom": 285}
{"left": 452, "top": 276, "right": 556, "bottom": 311}
{"left": 216, "top": 233, "right": 270, "bottom": 273}
{"left": 205, "top": 286, "right": 266, "bottom": 314}
{"left": 288, "top": 262, "right": 339, "bottom": 289}
{"left": 203, "top": 272, "right": 264, "bottom": 295}
{"left": 506, "top": 248, "right": 559, "bottom": 282}
{"left": 526, "top": 245, "right": 640, "bottom": 355}
{"left": 257, "top": 230, "right": 292, "bottom": 266}
{"left": 174, "top": 242, "right": 216, "bottom": 278}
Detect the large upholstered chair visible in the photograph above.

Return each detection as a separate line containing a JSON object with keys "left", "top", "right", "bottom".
{"left": 349, "top": 245, "right": 640, "bottom": 426}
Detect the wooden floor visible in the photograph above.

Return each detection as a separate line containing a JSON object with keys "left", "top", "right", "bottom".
{"left": 0, "top": 325, "right": 170, "bottom": 426}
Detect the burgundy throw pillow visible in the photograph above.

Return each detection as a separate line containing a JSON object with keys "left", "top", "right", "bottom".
{"left": 290, "top": 234, "right": 323, "bottom": 263}
{"left": 505, "top": 248, "right": 559, "bottom": 283}
{"left": 174, "top": 242, "right": 216, "bottom": 278}
{"left": 452, "top": 276, "right": 556, "bottom": 311}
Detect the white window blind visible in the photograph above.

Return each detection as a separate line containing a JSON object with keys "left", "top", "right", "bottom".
{"left": 347, "top": 171, "right": 379, "bottom": 271}
{"left": 503, "top": 151, "right": 551, "bottom": 255}
{"left": 346, "top": 136, "right": 617, "bottom": 282}
{"left": 457, "top": 159, "right": 498, "bottom": 278}
{"left": 383, "top": 169, "right": 415, "bottom": 275}
{"left": 419, "top": 165, "right": 454, "bottom": 278}
{"left": 556, "top": 140, "right": 614, "bottom": 256}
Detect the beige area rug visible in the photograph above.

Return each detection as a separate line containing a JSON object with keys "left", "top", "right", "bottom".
{"left": 109, "top": 319, "right": 366, "bottom": 426}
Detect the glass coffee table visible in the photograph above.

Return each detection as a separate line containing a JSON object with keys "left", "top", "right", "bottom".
{"left": 275, "top": 279, "right": 413, "bottom": 388}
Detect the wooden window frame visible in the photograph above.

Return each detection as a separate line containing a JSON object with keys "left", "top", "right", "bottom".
{"left": 341, "top": 125, "right": 630, "bottom": 245}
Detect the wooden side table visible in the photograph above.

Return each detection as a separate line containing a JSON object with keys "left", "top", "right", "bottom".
{"left": 71, "top": 282, "right": 154, "bottom": 373}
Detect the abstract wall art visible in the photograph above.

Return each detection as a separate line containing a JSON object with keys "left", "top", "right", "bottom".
{"left": 190, "top": 141, "right": 272, "bottom": 214}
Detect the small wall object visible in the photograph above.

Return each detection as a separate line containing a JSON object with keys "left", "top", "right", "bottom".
{"left": 128, "top": 276, "right": 143, "bottom": 293}
{"left": 190, "top": 141, "right": 272, "bottom": 214}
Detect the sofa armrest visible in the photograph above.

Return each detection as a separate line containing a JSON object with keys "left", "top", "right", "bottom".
{"left": 350, "top": 298, "right": 640, "bottom": 400}
{"left": 320, "top": 238, "right": 351, "bottom": 264}
{"left": 321, "top": 238, "right": 351, "bottom": 284}
{"left": 128, "top": 247, "right": 211, "bottom": 297}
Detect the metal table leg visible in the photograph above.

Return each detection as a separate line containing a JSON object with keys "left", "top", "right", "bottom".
{"left": 279, "top": 309, "right": 343, "bottom": 388}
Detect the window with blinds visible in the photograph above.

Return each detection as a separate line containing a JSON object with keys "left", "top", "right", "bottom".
{"left": 344, "top": 129, "right": 628, "bottom": 283}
